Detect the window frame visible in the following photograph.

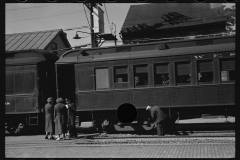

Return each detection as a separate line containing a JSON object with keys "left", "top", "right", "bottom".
{"left": 113, "top": 65, "right": 129, "bottom": 89}
{"left": 51, "top": 42, "right": 57, "bottom": 50}
{"left": 133, "top": 64, "right": 149, "bottom": 88}
{"left": 175, "top": 61, "right": 192, "bottom": 86}
{"left": 219, "top": 58, "right": 235, "bottom": 83}
{"left": 95, "top": 68, "right": 110, "bottom": 90}
{"left": 197, "top": 59, "right": 214, "bottom": 85}
{"left": 154, "top": 63, "right": 170, "bottom": 87}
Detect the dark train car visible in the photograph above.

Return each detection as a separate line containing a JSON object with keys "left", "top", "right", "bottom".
{"left": 5, "top": 49, "right": 58, "bottom": 134}
{"left": 56, "top": 34, "right": 235, "bottom": 132}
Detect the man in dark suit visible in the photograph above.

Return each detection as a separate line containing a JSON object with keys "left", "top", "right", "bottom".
{"left": 65, "top": 98, "right": 77, "bottom": 138}
{"left": 146, "top": 105, "right": 168, "bottom": 136}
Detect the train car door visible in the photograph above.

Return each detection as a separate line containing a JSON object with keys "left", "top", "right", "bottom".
{"left": 56, "top": 64, "right": 76, "bottom": 102}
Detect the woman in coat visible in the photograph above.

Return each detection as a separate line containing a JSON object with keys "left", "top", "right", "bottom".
{"left": 65, "top": 98, "right": 77, "bottom": 138}
{"left": 45, "top": 97, "right": 54, "bottom": 140}
{"left": 54, "top": 98, "right": 67, "bottom": 141}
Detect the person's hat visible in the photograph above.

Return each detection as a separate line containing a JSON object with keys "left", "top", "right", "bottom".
{"left": 56, "top": 98, "right": 63, "bottom": 103}
{"left": 146, "top": 106, "right": 151, "bottom": 110}
{"left": 47, "top": 97, "right": 53, "bottom": 103}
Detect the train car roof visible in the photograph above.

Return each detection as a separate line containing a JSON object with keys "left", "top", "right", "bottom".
{"left": 6, "top": 49, "right": 58, "bottom": 65}
{"left": 59, "top": 34, "right": 234, "bottom": 59}
{"left": 56, "top": 43, "right": 234, "bottom": 65}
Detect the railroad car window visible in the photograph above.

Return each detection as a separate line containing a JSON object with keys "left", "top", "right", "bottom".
{"left": 154, "top": 63, "right": 169, "bottom": 86}
{"left": 114, "top": 66, "right": 128, "bottom": 83}
{"left": 134, "top": 64, "right": 149, "bottom": 87}
{"left": 220, "top": 58, "right": 235, "bottom": 82}
{"left": 114, "top": 66, "right": 129, "bottom": 89}
{"left": 197, "top": 60, "right": 213, "bottom": 84}
{"left": 95, "top": 68, "right": 109, "bottom": 90}
{"left": 175, "top": 62, "right": 191, "bottom": 85}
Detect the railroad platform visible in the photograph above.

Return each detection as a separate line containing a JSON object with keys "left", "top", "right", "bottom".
{"left": 5, "top": 134, "right": 235, "bottom": 158}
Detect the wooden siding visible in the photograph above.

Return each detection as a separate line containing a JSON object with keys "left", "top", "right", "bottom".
{"left": 45, "top": 34, "right": 67, "bottom": 57}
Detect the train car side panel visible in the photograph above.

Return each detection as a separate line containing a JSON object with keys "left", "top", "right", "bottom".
{"left": 6, "top": 65, "right": 39, "bottom": 113}
{"left": 133, "top": 89, "right": 154, "bottom": 108}
{"left": 5, "top": 96, "right": 38, "bottom": 113}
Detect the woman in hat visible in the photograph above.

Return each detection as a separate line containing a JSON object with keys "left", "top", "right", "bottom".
{"left": 54, "top": 98, "right": 67, "bottom": 140}
{"left": 45, "top": 97, "right": 54, "bottom": 140}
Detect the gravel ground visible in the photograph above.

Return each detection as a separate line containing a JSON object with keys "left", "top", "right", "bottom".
{"left": 73, "top": 132, "right": 235, "bottom": 145}
{"left": 75, "top": 137, "right": 235, "bottom": 145}
{"left": 96, "top": 131, "right": 235, "bottom": 138}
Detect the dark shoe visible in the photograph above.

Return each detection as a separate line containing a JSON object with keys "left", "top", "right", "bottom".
{"left": 49, "top": 137, "right": 55, "bottom": 140}
{"left": 45, "top": 136, "right": 48, "bottom": 139}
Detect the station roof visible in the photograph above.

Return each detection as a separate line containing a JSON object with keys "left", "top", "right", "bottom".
{"left": 5, "top": 29, "right": 71, "bottom": 52}
{"left": 120, "top": 3, "right": 227, "bottom": 39}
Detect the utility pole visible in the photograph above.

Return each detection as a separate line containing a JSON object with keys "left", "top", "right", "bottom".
{"left": 84, "top": 3, "right": 102, "bottom": 48}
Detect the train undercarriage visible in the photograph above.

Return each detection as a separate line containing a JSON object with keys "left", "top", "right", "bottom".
{"left": 5, "top": 105, "right": 235, "bottom": 135}
{"left": 75, "top": 105, "right": 235, "bottom": 134}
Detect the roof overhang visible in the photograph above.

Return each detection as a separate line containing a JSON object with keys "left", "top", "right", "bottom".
{"left": 6, "top": 49, "right": 57, "bottom": 65}
{"left": 6, "top": 57, "right": 46, "bottom": 65}
{"left": 56, "top": 43, "right": 235, "bottom": 64}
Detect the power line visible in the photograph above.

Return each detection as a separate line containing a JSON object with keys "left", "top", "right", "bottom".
{"left": 6, "top": 4, "right": 50, "bottom": 11}
{"left": 6, "top": 4, "right": 74, "bottom": 11}
{"left": 103, "top": 3, "right": 112, "bottom": 32}
{"left": 62, "top": 26, "right": 90, "bottom": 31}
{"left": 6, "top": 10, "right": 88, "bottom": 23}
{"left": 83, "top": 4, "right": 91, "bottom": 28}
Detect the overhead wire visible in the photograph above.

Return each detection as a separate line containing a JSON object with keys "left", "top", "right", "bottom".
{"left": 62, "top": 26, "right": 90, "bottom": 31}
{"left": 103, "top": 3, "right": 112, "bottom": 32}
{"left": 83, "top": 4, "right": 91, "bottom": 28}
{"left": 5, "top": 4, "right": 74, "bottom": 11}
{"left": 6, "top": 10, "right": 88, "bottom": 23}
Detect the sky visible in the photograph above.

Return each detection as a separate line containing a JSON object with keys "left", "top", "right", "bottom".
{"left": 6, "top": 3, "right": 234, "bottom": 48}
{"left": 5, "top": 3, "right": 143, "bottom": 48}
